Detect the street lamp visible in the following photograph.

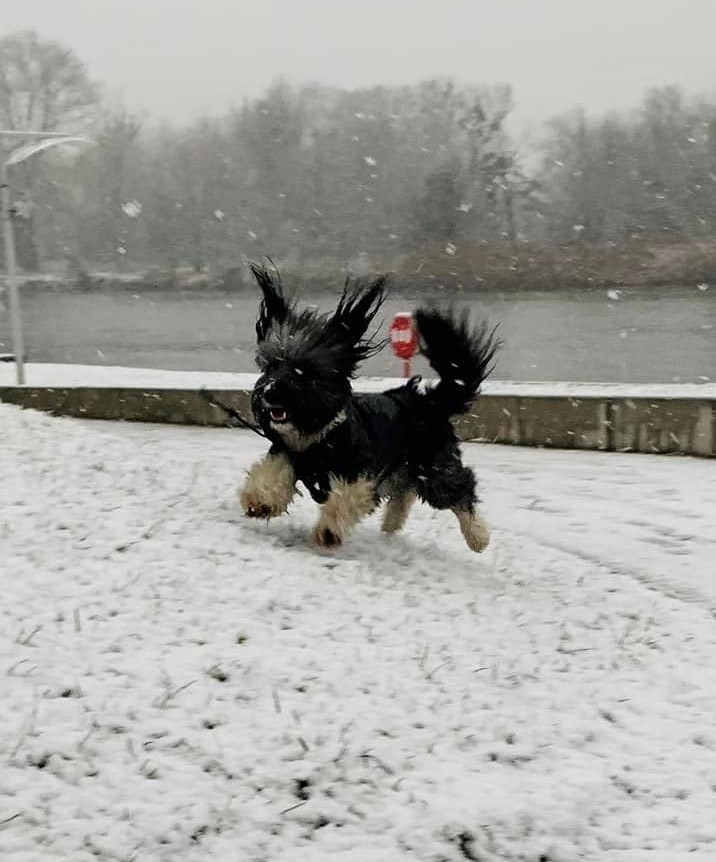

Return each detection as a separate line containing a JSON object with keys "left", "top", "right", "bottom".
{"left": 1, "top": 131, "right": 95, "bottom": 384}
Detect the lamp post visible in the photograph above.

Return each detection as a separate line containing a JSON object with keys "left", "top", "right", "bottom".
{"left": 1, "top": 131, "right": 95, "bottom": 384}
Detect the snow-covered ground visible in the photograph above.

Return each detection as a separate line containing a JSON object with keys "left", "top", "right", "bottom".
{"left": 2, "top": 403, "right": 716, "bottom": 861}
{"left": 2, "top": 361, "right": 715, "bottom": 398}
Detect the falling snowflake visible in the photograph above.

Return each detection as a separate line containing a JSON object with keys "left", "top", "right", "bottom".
{"left": 456, "top": 202, "right": 473, "bottom": 213}
{"left": 117, "top": 246, "right": 127, "bottom": 255}
{"left": 364, "top": 156, "right": 377, "bottom": 166}
{"left": 572, "top": 224, "right": 585, "bottom": 233}
{"left": 697, "top": 283, "right": 709, "bottom": 291}
{"left": 248, "top": 230, "right": 257, "bottom": 240}
{"left": 121, "top": 200, "right": 142, "bottom": 218}
{"left": 445, "top": 242, "right": 457, "bottom": 256}
{"left": 213, "top": 209, "right": 225, "bottom": 221}
{"left": 607, "top": 289, "right": 621, "bottom": 300}
{"left": 13, "top": 200, "right": 33, "bottom": 219}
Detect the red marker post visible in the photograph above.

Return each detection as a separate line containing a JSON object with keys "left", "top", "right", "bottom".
{"left": 389, "top": 312, "right": 418, "bottom": 378}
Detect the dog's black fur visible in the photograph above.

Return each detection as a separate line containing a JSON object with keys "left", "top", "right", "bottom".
{"left": 240, "top": 263, "right": 501, "bottom": 550}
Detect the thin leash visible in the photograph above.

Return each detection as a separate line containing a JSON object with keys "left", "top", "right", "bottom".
{"left": 199, "top": 388, "right": 268, "bottom": 438}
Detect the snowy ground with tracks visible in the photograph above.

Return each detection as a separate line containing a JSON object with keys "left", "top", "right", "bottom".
{"left": 2, "top": 402, "right": 715, "bottom": 861}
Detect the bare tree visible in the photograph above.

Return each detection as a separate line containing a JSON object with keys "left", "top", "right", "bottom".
{"left": 0, "top": 30, "right": 99, "bottom": 269}
{"left": 0, "top": 30, "right": 98, "bottom": 131}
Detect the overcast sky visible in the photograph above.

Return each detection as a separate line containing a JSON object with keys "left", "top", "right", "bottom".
{"left": 5, "top": 0, "right": 716, "bottom": 133}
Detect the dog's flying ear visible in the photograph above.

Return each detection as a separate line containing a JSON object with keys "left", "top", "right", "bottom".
{"left": 323, "top": 274, "right": 390, "bottom": 375}
{"left": 251, "top": 262, "right": 288, "bottom": 341}
{"left": 330, "top": 274, "right": 389, "bottom": 345}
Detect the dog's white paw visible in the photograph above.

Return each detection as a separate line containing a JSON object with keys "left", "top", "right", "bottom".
{"left": 240, "top": 454, "right": 296, "bottom": 520}
{"left": 312, "top": 524, "right": 343, "bottom": 549}
{"left": 455, "top": 509, "right": 490, "bottom": 553}
{"left": 241, "top": 496, "right": 286, "bottom": 520}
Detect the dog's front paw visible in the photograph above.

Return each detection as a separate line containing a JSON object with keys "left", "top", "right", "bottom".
{"left": 239, "top": 485, "right": 287, "bottom": 520}
{"left": 240, "top": 454, "right": 296, "bottom": 520}
{"left": 243, "top": 499, "right": 284, "bottom": 519}
{"left": 312, "top": 525, "right": 343, "bottom": 549}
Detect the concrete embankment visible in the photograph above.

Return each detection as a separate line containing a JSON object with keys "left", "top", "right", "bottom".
{"left": 1, "top": 377, "right": 712, "bottom": 457}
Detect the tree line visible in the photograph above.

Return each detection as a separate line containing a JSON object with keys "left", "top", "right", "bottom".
{"left": 2, "top": 30, "right": 716, "bottom": 288}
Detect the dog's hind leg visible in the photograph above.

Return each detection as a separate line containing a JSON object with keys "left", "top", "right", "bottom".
{"left": 452, "top": 507, "right": 490, "bottom": 553}
{"left": 381, "top": 491, "right": 416, "bottom": 534}
{"left": 313, "top": 476, "right": 377, "bottom": 548}
{"left": 419, "top": 451, "right": 491, "bottom": 553}
{"left": 240, "top": 451, "right": 296, "bottom": 519}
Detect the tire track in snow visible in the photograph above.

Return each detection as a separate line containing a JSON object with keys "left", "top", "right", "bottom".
{"left": 500, "top": 524, "right": 716, "bottom": 618}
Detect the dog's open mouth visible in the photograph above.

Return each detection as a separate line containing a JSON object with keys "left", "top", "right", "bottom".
{"left": 268, "top": 407, "right": 289, "bottom": 423}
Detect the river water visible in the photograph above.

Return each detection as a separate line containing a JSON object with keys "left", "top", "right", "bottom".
{"left": 1, "top": 285, "right": 713, "bottom": 383}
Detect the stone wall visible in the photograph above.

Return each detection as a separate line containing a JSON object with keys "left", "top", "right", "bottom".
{"left": 1, "top": 386, "right": 713, "bottom": 456}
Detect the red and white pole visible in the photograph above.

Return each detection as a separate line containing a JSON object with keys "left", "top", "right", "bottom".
{"left": 389, "top": 312, "right": 418, "bottom": 378}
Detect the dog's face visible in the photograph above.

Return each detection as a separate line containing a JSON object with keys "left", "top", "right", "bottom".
{"left": 252, "top": 318, "right": 353, "bottom": 438}
{"left": 249, "top": 264, "right": 387, "bottom": 445}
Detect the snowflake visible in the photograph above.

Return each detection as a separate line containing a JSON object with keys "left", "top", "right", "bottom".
{"left": 445, "top": 241, "right": 457, "bottom": 256}
{"left": 13, "top": 200, "right": 33, "bottom": 219}
{"left": 607, "top": 289, "right": 621, "bottom": 300}
{"left": 121, "top": 200, "right": 142, "bottom": 218}
{"left": 364, "top": 156, "right": 377, "bottom": 166}
{"left": 456, "top": 202, "right": 473, "bottom": 213}
{"left": 697, "top": 283, "right": 709, "bottom": 291}
{"left": 213, "top": 209, "right": 225, "bottom": 221}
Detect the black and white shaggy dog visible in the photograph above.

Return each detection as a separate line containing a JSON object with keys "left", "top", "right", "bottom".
{"left": 240, "top": 264, "right": 500, "bottom": 551}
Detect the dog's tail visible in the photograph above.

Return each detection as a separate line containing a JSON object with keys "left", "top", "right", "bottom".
{"left": 413, "top": 307, "right": 501, "bottom": 417}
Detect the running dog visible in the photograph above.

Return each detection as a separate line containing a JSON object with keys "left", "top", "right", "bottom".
{"left": 240, "top": 264, "right": 500, "bottom": 551}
